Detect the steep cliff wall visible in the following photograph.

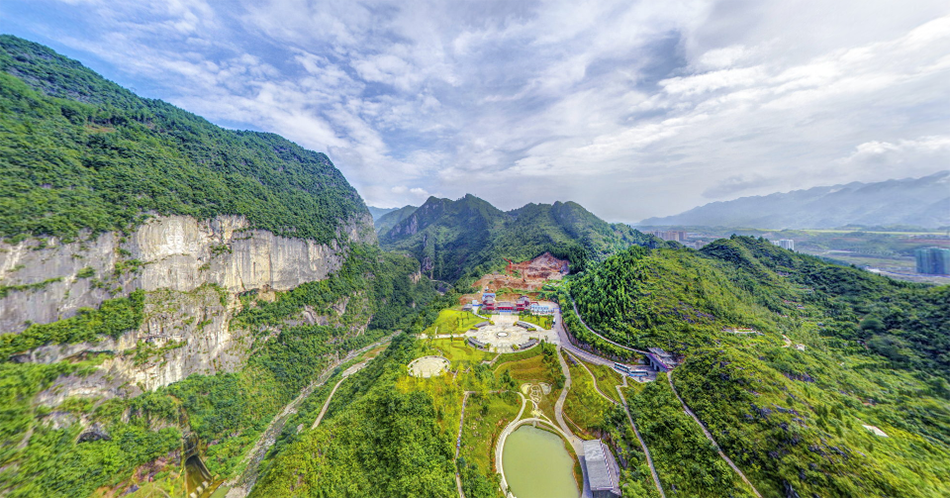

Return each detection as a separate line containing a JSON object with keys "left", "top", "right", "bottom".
{"left": 0, "top": 213, "right": 377, "bottom": 397}
{"left": 0, "top": 214, "right": 372, "bottom": 334}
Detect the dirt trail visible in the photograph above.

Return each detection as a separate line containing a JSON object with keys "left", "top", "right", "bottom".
{"left": 665, "top": 373, "right": 762, "bottom": 498}
{"left": 615, "top": 383, "right": 666, "bottom": 498}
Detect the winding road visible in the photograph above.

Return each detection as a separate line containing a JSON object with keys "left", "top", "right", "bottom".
{"left": 224, "top": 334, "right": 394, "bottom": 498}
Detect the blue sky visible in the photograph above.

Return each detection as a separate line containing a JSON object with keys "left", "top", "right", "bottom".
{"left": 2, "top": 0, "right": 949, "bottom": 222}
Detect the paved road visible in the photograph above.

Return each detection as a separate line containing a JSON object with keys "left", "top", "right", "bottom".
{"left": 311, "top": 361, "right": 368, "bottom": 430}
{"left": 555, "top": 306, "right": 667, "bottom": 498}
{"left": 665, "top": 374, "right": 762, "bottom": 498}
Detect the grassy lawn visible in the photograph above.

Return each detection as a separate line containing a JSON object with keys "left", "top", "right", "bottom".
{"left": 459, "top": 392, "right": 521, "bottom": 487}
{"left": 516, "top": 314, "right": 553, "bottom": 329}
{"left": 580, "top": 359, "right": 623, "bottom": 403}
{"left": 495, "top": 353, "right": 556, "bottom": 386}
{"left": 426, "top": 338, "right": 494, "bottom": 367}
{"left": 562, "top": 352, "right": 614, "bottom": 436}
{"left": 423, "top": 309, "right": 484, "bottom": 336}
{"left": 491, "top": 346, "right": 545, "bottom": 377}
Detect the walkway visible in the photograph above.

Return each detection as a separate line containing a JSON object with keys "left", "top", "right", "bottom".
{"left": 555, "top": 307, "right": 666, "bottom": 497}
{"left": 564, "top": 351, "right": 617, "bottom": 405}
{"left": 224, "top": 334, "right": 394, "bottom": 498}
{"left": 665, "top": 374, "right": 762, "bottom": 498}
{"left": 615, "top": 384, "right": 666, "bottom": 498}
{"left": 311, "top": 361, "right": 368, "bottom": 430}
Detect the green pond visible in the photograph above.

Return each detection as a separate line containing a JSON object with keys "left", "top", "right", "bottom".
{"left": 502, "top": 425, "right": 578, "bottom": 498}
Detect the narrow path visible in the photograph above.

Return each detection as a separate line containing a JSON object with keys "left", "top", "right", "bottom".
{"left": 564, "top": 351, "right": 618, "bottom": 405}
{"left": 615, "top": 384, "right": 666, "bottom": 498}
{"left": 553, "top": 346, "right": 593, "bottom": 498}
{"left": 310, "top": 361, "right": 367, "bottom": 430}
{"left": 665, "top": 373, "right": 762, "bottom": 498}
{"left": 225, "top": 334, "right": 394, "bottom": 498}
{"left": 569, "top": 300, "right": 650, "bottom": 355}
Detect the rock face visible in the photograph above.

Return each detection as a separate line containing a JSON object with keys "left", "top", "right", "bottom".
{"left": 32, "top": 285, "right": 248, "bottom": 404}
{"left": 1, "top": 213, "right": 375, "bottom": 400}
{"left": 0, "top": 214, "right": 367, "bottom": 334}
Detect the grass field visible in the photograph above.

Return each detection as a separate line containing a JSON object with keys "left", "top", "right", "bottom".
{"left": 516, "top": 314, "right": 553, "bottom": 329}
{"left": 426, "top": 338, "right": 494, "bottom": 367}
{"left": 578, "top": 359, "right": 622, "bottom": 404}
{"left": 562, "top": 352, "right": 614, "bottom": 436}
{"left": 495, "top": 354, "right": 556, "bottom": 385}
{"left": 423, "top": 309, "right": 484, "bottom": 336}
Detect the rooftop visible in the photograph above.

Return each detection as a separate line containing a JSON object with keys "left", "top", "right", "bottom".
{"left": 582, "top": 439, "right": 620, "bottom": 492}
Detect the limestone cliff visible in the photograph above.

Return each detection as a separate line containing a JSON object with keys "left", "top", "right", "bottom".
{"left": 0, "top": 214, "right": 373, "bottom": 334}
{"left": 1, "top": 213, "right": 375, "bottom": 398}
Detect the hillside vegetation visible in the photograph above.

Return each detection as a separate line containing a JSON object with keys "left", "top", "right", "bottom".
{"left": 568, "top": 237, "right": 950, "bottom": 497}
{"left": 374, "top": 204, "right": 418, "bottom": 234}
{"left": 380, "top": 194, "right": 669, "bottom": 283}
{"left": 0, "top": 35, "right": 367, "bottom": 243}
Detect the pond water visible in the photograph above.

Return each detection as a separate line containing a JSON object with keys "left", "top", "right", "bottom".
{"left": 502, "top": 425, "right": 578, "bottom": 498}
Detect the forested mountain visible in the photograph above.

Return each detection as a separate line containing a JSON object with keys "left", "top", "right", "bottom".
{"left": 373, "top": 204, "right": 418, "bottom": 234}
{"left": 564, "top": 237, "right": 950, "bottom": 497}
{"left": 0, "top": 35, "right": 370, "bottom": 243}
{"left": 3, "top": 35, "right": 949, "bottom": 498}
{"left": 380, "top": 194, "right": 668, "bottom": 283}
{"left": 0, "top": 37, "right": 443, "bottom": 498}
{"left": 640, "top": 171, "right": 950, "bottom": 229}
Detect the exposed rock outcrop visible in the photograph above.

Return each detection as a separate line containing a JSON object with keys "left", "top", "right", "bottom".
{"left": 0, "top": 214, "right": 369, "bottom": 334}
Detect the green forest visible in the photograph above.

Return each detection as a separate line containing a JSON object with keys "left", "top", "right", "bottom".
{"left": 379, "top": 193, "right": 672, "bottom": 284}
{"left": 1, "top": 34, "right": 948, "bottom": 498}
{"left": 566, "top": 236, "right": 950, "bottom": 497}
{"left": 0, "top": 35, "right": 366, "bottom": 243}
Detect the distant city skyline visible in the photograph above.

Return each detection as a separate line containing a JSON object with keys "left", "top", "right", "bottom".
{"left": 3, "top": 1, "right": 949, "bottom": 222}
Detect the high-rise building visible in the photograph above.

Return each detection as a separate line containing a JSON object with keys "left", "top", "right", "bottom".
{"left": 772, "top": 239, "right": 795, "bottom": 251}
{"left": 649, "top": 230, "right": 687, "bottom": 242}
{"left": 915, "top": 247, "right": 950, "bottom": 275}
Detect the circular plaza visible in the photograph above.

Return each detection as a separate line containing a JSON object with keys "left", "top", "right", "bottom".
{"left": 408, "top": 355, "right": 450, "bottom": 378}
{"left": 469, "top": 315, "right": 543, "bottom": 353}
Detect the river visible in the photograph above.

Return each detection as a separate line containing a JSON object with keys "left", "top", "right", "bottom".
{"left": 501, "top": 425, "right": 578, "bottom": 498}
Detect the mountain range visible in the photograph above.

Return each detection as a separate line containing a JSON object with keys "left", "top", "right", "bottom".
{"left": 640, "top": 171, "right": 950, "bottom": 228}
{"left": 2, "top": 35, "right": 949, "bottom": 498}
{"left": 372, "top": 204, "right": 418, "bottom": 235}
{"left": 377, "top": 194, "right": 668, "bottom": 282}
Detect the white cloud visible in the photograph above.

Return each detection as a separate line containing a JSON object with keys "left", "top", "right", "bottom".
{"left": 8, "top": 0, "right": 949, "bottom": 220}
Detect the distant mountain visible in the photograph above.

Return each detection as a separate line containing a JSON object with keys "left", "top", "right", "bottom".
{"left": 373, "top": 205, "right": 418, "bottom": 234}
{"left": 380, "top": 194, "right": 668, "bottom": 282}
{"left": 367, "top": 206, "right": 398, "bottom": 221}
{"left": 640, "top": 171, "right": 950, "bottom": 229}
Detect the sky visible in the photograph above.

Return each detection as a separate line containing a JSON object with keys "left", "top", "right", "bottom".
{"left": 2, "top": 0, "right": 949, "bottom": 223}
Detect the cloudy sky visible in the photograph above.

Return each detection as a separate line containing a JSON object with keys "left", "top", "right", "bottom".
{"left": 2, "top": 1, "right": 949, "bottom": 222}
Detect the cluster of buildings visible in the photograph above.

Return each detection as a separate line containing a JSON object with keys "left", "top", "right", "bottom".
{"left": 915, "top": 247, "right": 950, "bottom": 275}
{"left": 475, "top": 292, "right": 554, "bottom": 314}
{"left": 647, "top": 229, "right": 688, "bottom": 242}
{"left": 772, "top": 238, "right": 795, "bottom": 251}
